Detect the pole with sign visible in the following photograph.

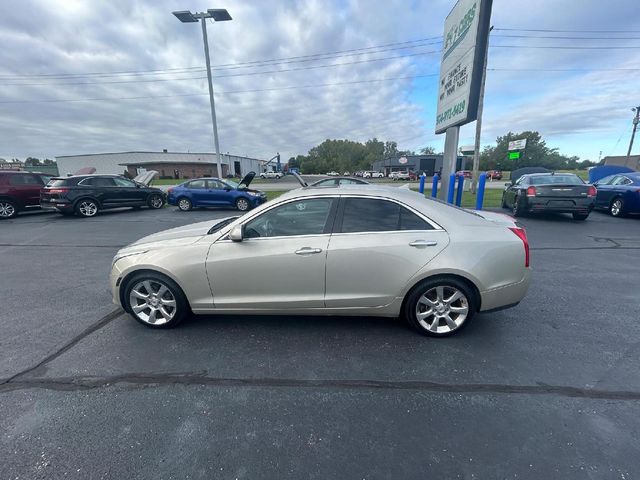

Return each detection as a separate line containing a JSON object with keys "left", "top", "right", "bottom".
{"left": 435, "top": 0, "right": 493, "bottom": 199}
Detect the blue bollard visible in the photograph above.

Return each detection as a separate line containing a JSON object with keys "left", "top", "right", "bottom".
{"left": 431, "top": 174, "right": 439, "bottom": 198}
{"left": 455, "top": 174, "right": 464, "bottom": 206}
{"left": 419, "top": 174, "right": 426, "bottom": 194}
{"left": 447, "top": 174, "right": 456, "bottom": 204}
{"left": 475, "top": 172, "right": 487, "bottom": 210}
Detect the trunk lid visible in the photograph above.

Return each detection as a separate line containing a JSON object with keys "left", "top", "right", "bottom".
{"left": 530, "top": 183, "right": 591, "bottom": 198}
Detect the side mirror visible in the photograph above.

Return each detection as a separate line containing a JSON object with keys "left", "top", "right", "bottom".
{"left": 224, "top": 187, "right": 231, "bottom": 192}
{"left": 229, "top": 224, "right": 244, "bottom": 242}
{"left": 504, "top": 182, "right": 511, "bottom": 187}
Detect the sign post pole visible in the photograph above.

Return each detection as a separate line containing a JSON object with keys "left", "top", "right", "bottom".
{"left": 439, "top": 126, "right": 460, "bottom": 200}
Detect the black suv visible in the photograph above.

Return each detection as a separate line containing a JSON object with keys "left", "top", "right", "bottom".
{"left": 40, "top": 175, "right": 166, "bottom": 218}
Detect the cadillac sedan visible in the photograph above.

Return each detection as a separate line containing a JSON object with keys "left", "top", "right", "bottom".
{"left": 110, "top": 186, "right": 531, "bottom": 337}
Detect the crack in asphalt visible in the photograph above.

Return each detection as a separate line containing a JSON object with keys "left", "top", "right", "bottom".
{"left": 2, "top": 373, "right": 640, "bottom": 400}
{"left": 1, "top": 308, "right": 123, "bottom": 385}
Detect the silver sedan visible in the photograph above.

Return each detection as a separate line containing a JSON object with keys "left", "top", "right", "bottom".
{"left": 110, "top": 186, "right": 531, "bottom": 337}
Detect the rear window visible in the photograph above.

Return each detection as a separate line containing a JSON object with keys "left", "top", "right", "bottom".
{"left": 529, "top": 175, "right": 584, "bottom": 185}
{"left": 48, "top": 179, "right": 69, "bottom": 187}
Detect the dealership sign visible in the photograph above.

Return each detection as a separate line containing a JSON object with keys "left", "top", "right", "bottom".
{"left": 435, "top": 0, "right": 493, "bottom": 134}
{"left": 508, "top": 139, "right": 527, "bottom": 150}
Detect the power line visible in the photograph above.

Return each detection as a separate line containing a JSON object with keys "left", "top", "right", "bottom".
{"left": 493, "top": 34, "right": 640, "bottom": 40}
{"left": 0, "top": 73, "right": 439, "bottom": 104}
{"left": 1, "top": 48, "right": 441, "bottom": 86}
{"left": 0, "top": 36, "right": 442, "bottom": 80}
{"left": 489, "top": 67, "right": 640, "bottom": 72}
{"left": 494, "top": 28, "right": 640, "bottom": 33}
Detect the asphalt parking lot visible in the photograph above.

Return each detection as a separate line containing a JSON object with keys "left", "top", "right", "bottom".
{"left": 1, "top": 206, "right": 640, "bottom": 479}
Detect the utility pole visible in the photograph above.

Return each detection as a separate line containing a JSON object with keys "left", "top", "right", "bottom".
{"left": 627, "top": 106, "right": 640, "bottom": 159}
{"left": 471, "top": 26, "right": 493, "bottom": 194}
{"left": 173, "top": 9, "right": 232, "bottom": 179}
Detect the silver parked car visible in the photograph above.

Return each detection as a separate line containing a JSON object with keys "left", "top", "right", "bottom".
{"left": 110, "top": 186, "right": 531, "bottom": 336}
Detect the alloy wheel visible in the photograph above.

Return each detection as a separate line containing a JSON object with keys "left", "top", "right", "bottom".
{"left": 611, "top": 199, "right": 623, "bottom": 216}
{"left": 178, "top": 199, "right": 191, "bottom": 211}
{"left": 150, "top": 195, "right": 164, "bottom": 209}
{"left": 415, "top": 285, "right": 469, "bottom": 334}
{"left": 129, "top": 279, "right": 177, "bottom": 325}
{"left": 0, "top": 201, "right": 16, "bottom": 218}
{"left": 79, "top": 201, "right": 98, "bottom": 217}
{"left": 237, "top": 198, "right": 249, "bottom": 211}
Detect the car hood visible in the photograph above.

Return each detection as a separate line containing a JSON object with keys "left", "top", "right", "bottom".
{"left": 128, "top": 217, "right": 235, "bottom": 248}
{"left": 133, "top": 170, "right": 159, "bottom": 186}
{"left": 237, "top": 171, "right": 255, "bottom": 189}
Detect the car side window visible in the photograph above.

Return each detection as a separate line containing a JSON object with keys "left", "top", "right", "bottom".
{"left": 113, "top": 177, "right": 136, "bottom": 187}
{"left": 187, "top": 180, "right": 206, "bottom": 189}
{"left": 92, "top": 177, "right": 117, "bottom": 187}
{"left": 244, "top": 198, "right": 333, "bottom": 238}
{"left": 339, "top": 198, "right": 433, "bottom": 233}
{"left": 338, "top": 179, "right": 359, "bottom": 185}
{"left": 9, "top": 174, "right": 40, "bottom": 185}
{"left": 207, "top": 180, "right": 225, "bottom": 189}
{"left": 613, "top": 176, "right": 632, "bottom": 186}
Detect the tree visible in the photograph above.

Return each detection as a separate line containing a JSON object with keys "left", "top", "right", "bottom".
{"left": 43, "top": 158, "right": 56, "bottom": 166}
{"left": 419, "top": 146, "right": 436, "bottom": 155}
{"left": 24, "top": 157, "right": 42, "bottom": 166}
{"left": 383, "top": 141, "right": 399, "bottom": 158}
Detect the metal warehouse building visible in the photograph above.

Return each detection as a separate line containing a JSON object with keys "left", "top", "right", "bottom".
{"left": 372, "top": 154, "right": 466, "bottom": 176}
{"left": 55, "top": 151, "right": 266, "bottom": 179}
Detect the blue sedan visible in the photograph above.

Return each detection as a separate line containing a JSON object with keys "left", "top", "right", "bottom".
{"left": 167, "top": 172, "right": 266, "bottom": 212}
{"left": 593, "top": 172, "right": 640, "bottom": 217}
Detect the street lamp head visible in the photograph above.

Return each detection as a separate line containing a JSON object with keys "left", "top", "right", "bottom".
{"left": 207, "top": 9, "right": 232, "bottom": 21}
{"left": 172, "top": 10, "right": 198, "bottom": 23}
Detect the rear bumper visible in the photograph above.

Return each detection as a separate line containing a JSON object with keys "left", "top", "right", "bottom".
{"left": 479, "top": 269, "right": 531, "bottom": 312}
{"left": 40, "top": 200, "right": 73, "bottom": 213}
{"left": 527, "top": 197, "right": 594, "bottom": 213}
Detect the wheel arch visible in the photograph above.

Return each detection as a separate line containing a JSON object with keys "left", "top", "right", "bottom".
{"left": 119, "top": 267, "right": 191, "bottom": 313}
{"left": 73, "top": 195, "right": 102, "bottom": 209}
{"left": 400, "top": 273, "right": 482, "bottom": 315}
{"left": 0, "top": 195, "right": 21, "bottom": 208}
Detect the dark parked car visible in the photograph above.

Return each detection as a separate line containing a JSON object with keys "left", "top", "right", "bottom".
{"left": 167, "top": 172, "right": 266, "bottom": 212}
{"left": 501, "top": 172, "right": 596, "bottom": 220}
{"left": 309, "top": 177, "right": 369, "bottom": 187}
{"left": 593, "top": 172, "right": 640, "bottom": 217}
{"left": 487, "top": 170, "right": 503, "bottom": 180}
{"left": 40, "top": 174, "right": 165, "bottom": 218}
{"left": 0, "top": 170, "right": 54, "bottom": 219}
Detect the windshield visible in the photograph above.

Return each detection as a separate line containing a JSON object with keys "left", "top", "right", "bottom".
{"left": 225, "top": 180, "right": 240, "bottom": 189}
{"left": 529, "top": 175, "right": 584, "bottom": 185}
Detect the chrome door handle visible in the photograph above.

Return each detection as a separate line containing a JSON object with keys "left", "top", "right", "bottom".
{"left": 409, "top": 240, "right": 438, "bottom": 247}
{"left": 295, "top": 247, "right": 323, "bottom": 255}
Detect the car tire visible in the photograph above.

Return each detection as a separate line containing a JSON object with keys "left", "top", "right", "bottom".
{"left": 123, "top": 272, "right": 189, "bottom": 329}
{"left": 177, "top": 197, "right": 192, "bottom": 211}
{"left": 0, "top": 199, "right": 18, "bottom": 219}
{"left": 512, "top": 195, "right": 524, "bottom": 217}
{"left": 609, "top": 197, "right": 625, "bottom": 217}
{"left": 75, "top": 198, "right": 99, "bottom": 218}
{"left": 147, "top": 194, "right": 165, "bottom": 209}
{"left": 404, "top": 276, "right": 477, "bottom": 337}
{"left": 236, "top": 197, "right": 250, "bottom": 211}
{"left": 501, "top": 194, "right": 508, "bottom": 209}
{"left": 572, "top": 212, "right": 589, "bottom": 221}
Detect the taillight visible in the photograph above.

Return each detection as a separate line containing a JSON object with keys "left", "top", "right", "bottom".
{"left": 587, "top": 185, "right": 597, "bottom": 197}
{"left": 509, "top": 227, "right": 530, "bottom": 268}
{"left": 48, "top": 188, "right": 69, "bottom": 194}
{"left": 526, "top": 186, "right": 536, "bottom": 197}
{"left": 167, "top": 188, "right": 173, "bottom": 194}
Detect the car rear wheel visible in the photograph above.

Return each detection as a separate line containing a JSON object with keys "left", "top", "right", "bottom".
{"left": 404, "top": 277, "right": 476, "bottom": 337}
{"left": 0, "top": 200, "right": 18, "bottom": 219}
{"left": 572, "top": 212, "right": 589, "bottom": 221}
{"left": 512, "top": 195, "right": 524, "bottom": 216}
{"left": 609, "top": 198, "right": 625, "bottom": 217}
{"left": 236, "top": 197, "right": 250, "bottom": 211}
{"left": 501, "top": 193, "right": 508, "bottom": 208}
{"left": 177, "top": 197, "right": 192, "bottom": 211}
{"left": 76, "top": 199, "right": 99, "bottom": 218}
{"left": 147, "top": 194, "right": 164, "bottom": 209}
{"left": 124, "top": 273, "right": 189, "bottom": 328}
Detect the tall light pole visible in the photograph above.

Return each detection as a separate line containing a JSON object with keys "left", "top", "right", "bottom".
{"left": 173, "top": 9, "right": 232, "bottom": 179}
{"left": 627, "top": 106, "right": 640, "bottom": 160}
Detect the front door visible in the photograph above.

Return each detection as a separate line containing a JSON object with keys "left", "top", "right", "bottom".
{"left": 206, "top": 197, "right": 336, "bottom": 309}
{"left": 113, "top": 177, "right": 146, "bottom": 205}
{"left": 325, "top": 197, "right": 448, "bottom": 308}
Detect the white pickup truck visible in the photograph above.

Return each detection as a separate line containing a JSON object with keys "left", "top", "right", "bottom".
{"left": 362, "top": 171, "right": 384, "bottom": 178}
{"left": 389, "top": 171, "right": 411, "bottom": 180}
{"left": 259, "top": 171, "right": 283, "bottom": 179}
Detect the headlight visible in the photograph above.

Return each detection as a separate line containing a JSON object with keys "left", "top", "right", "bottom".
{"left": 246, "top": 191, "right": 258, "bottom": 196}
{"left": 112, "top": 250, "right": 148, "bottom": 267}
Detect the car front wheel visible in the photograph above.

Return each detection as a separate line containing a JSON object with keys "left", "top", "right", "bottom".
{"left": 0, "top": 200, "right": 18, "bottom": 219}
{"left": 148, "top": 194, "right": 164, "bottom": 209}
{"left": 236, "top": 197, "right": 250, "bottom": 211}
{"left": 124, "top": 273, "right": 189, "bottom": 328}
{"left": 404, "top": 277, "right": 476, "bottom": 337}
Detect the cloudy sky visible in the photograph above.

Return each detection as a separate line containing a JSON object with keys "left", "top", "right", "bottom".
{"left": 0, "top": 0, "right": 638, "bottom": 162}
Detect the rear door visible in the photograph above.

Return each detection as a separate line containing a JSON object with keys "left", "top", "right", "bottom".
{"left": 594, "top": 175, "right": 616, "bottom": 208}
{"left": 184, "top": 179, "right": 210, "bottom": 206}
{"left": 324, "top": 196, "right": 448, "bottom": 308}
{"left": 7, "top": 173, "right": 43, "bottom": 207}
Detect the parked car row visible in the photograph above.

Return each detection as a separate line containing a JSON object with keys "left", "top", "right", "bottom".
{"left": 501, "top": 171, "right": 640, "bottom": 219}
